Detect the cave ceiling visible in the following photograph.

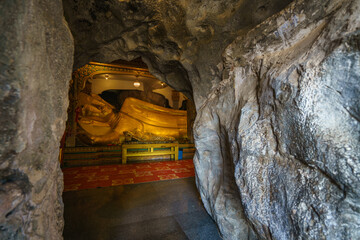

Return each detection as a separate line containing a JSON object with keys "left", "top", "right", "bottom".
{"left": 63, "top": 0, "right": 294, "bottom": 104}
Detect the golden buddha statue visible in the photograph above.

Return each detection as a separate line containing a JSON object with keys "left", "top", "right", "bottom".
{"left": 76, "top": 92, "right": 187, "bottom": 145}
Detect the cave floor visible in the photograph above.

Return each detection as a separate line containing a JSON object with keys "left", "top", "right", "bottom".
{"left": 63, "top": 177, "right": 222, "bottom": 240}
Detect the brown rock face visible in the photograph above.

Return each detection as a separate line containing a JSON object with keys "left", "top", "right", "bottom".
{"left": 195, "top": 0, "right": 360, "bottom": 239}
{"left": 0, "top": 0, "right": 73, "bottom": 239}
{"left": 1, "top": 0, "right": 359, "bottom": 239}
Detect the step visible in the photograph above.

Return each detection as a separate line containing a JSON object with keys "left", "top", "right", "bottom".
{"left": 183, "top": 152, "right": 195, "bottom": 160}
{"left": 63, "top": 157, "right": 122, "bottom": 167}
{"left": 182, "top": 148, "right": 195, "bottom": 153}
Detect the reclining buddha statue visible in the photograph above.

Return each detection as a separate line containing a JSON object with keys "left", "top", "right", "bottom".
{"left": 76, "top": 92, "right": 187, "bottom": 145}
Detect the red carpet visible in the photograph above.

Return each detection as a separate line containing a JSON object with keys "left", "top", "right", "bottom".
{"left": 62, "top": 159, "right": 195, "bottom": 192}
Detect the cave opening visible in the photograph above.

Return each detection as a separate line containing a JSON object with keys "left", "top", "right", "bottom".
{"left": 60, "top": 58, "right": 214, "bottom": 239}
{"left": 61, "top": 59, "right": 196, "bottom": 149}
{"left": 1, "top": 0, "right": 359, "bottom": 239}
{"left": 59, "top": 0, "right": 360, "bottom": 237}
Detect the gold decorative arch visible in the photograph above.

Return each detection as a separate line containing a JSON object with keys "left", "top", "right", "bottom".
{"left": 72, "top": 62, "right": 157, "bottom": 93}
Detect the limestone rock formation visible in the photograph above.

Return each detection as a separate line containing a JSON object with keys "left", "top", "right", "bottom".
{"left": 194, "top": 0, "right": 360, "bottom": 239}
{"left": 63, "top": 0, "right": 293, "bottom": 105}
{"left": 0, "top": 0, "right": 73, "bottom": 239}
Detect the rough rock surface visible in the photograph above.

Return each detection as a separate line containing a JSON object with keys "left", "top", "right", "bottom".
{"left": 0, "top": 0, "right": 73, "bottom": 239}
{"left": 194, "top": 0, "right": 360, "bottom": 239}
{"left": 63, "top": 0, "right": 293, "bottom": 105}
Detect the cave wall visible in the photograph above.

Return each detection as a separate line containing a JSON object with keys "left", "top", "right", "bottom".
{"left": 0, "top": 0, "right": 73, "bottom": 239}
{"left": 195, "top": 0, "right": 360, "bottom": 239}
{"left": 62, "top": 0, "right": 293, "bottom": 105}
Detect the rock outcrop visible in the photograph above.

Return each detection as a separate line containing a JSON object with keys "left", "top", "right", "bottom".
{"left": 195, "top": 0, "right": 360, "bottom": 239}
{"left": 62, "top": 0, "right": 293, "bottom": 105}
{"left": 0, "top": 0, "right": 73, "bottom": 239}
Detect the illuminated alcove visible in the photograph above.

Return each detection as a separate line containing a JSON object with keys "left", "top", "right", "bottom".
{"left": 61, "top": 60, "right": 204, "bottom": 240}
{"left": 61, "top": 59, "right": 196, "bottom": 167}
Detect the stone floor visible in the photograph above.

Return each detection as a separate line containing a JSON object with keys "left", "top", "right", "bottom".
{"left": 63, "top": 177, "right": 222, "bottom": 240}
